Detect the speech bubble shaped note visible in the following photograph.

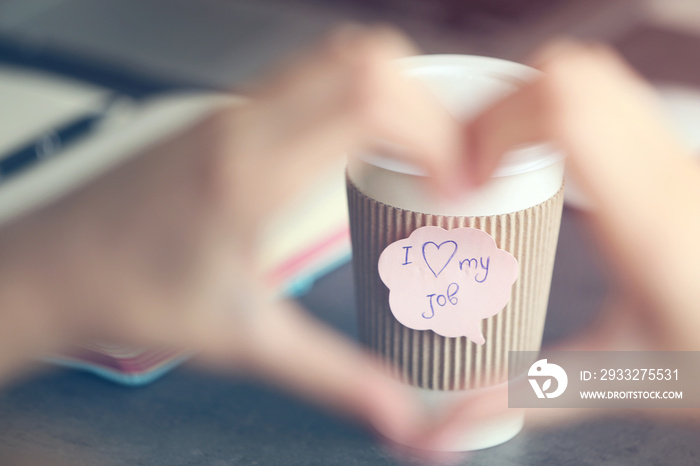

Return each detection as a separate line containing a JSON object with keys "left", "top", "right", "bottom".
{"left": 378, "top": 226, "right": 518, "bottom": 344}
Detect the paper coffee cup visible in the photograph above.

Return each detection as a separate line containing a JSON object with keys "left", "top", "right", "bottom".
{"left": 347, "top": 55, "right": 565, "bottom": 450}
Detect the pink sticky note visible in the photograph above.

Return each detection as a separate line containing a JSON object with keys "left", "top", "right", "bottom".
{"left": 377, "top": 226, "right": 518, "bottom": 344}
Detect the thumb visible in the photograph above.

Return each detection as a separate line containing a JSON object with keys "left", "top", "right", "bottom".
{"left": 194, "top": 297, "right": 430, "bottom": 446}
{"left": 422, "top": 294, "right": 659, "bottom": 437}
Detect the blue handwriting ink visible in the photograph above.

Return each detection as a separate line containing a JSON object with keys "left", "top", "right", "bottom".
{"left": 459, "top": 256, "right": 491, "bottom": 283}
{"left": 422, "top": 241, "right": 458, "bottom": 278}
{"left": 423, "top": 282, "right": 459, "bottom": 319}
{"left": 402, "top": 246, "right": 412, "bottom": 265}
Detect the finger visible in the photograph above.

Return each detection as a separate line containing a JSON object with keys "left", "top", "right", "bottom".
{"left": 538, "top": 43, "right": 700, "bottom": 345}
{"left": 223, "top": 103, "right": 361, "bottom": 226}
{"left": 464, "top": 41, "right": 628, "bottom": 185}
{"left": 418, "top": 294, "right": 658, "bottom": 442}
{"left": 465, "top": 39, "right": 683, "bottom": 186}
{"left": 422, "top": 291, "right": 700, "bottom": 439}
{"left": 246, "top": 24, "right": 418, "bottom": 152}
{"left": 221, "top": 26, "right": 430, "bottom": 211}
{"left": 350, "top": 30, "right": 465, "bottom": 196}
{"left": 466, "top": 79, "right": 548, "bottom": 185}
{"left": 194, "top": 297, "right": 430, "bottom": 446}
{"left": 467, "top": 40, "right": 700, "bottom": 333}
{"left": 460, "top": 39, "right": 586, "bottom": 187}
{"left": 245, "top": 26, "right": 465, "bottom": 198}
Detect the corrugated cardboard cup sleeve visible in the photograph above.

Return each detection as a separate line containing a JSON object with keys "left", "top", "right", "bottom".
{"left": 347, "top": 176, "right": 564, "bottom": 390}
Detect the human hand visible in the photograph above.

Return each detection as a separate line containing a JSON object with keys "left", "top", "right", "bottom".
{"left": 464, "top": 40, "right": 700, "bottom": 352}
{"left": 0, "top": 26, "right": 470, "bottom": 453}
{"left": 426, "top": 41, "right": 700, "bottom": 439}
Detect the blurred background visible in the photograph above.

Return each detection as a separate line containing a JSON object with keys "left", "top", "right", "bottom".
{"left": 3, "top": 0, "right": 700, "bottom": 90}
{"left": 2, "top": 0, "right": 700, "bottom": 465}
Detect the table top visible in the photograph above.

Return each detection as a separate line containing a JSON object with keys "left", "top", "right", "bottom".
{"left": 1, "top": 207, "right": 699, "bottom": 465}
{"left": 2, "top": 1, "right": 700, "bottom": 464}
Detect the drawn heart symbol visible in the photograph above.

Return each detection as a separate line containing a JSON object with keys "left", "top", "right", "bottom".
{"left": 422, "top": 240, "right": 458, "bottom": 278}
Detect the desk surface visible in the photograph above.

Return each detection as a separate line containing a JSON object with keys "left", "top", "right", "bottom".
{"left": 1, "top": 208, "right": 699, "bottom": 465}
{"left": 2, "top": 1, "right": 700, "bottom": 463}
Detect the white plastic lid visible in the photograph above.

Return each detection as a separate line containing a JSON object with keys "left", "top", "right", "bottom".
{"left": 360, "top": 54, "right": 564, "bottom": 178}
